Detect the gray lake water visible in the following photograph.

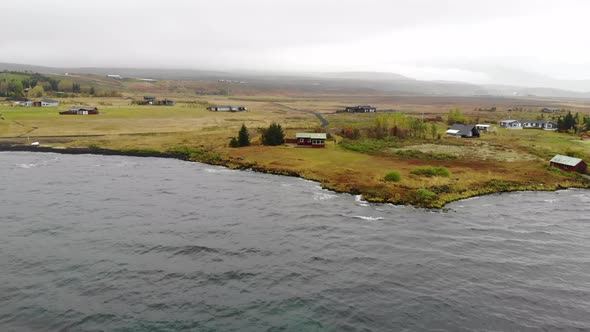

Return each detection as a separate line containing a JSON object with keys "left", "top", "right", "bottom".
{"left": 1, "top": 151, "right": 590, "bottom": 331}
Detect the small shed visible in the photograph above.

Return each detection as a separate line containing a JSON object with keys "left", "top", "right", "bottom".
{"left": 296, "top": 133, "right": 327, "bottom": 148}
{"left": 446, "top": 124, "right": 480, "bottom": 138}
{"left": 60, "top": 106, "right": 99, "bottom": 115}
{"left": 550, "top": 155, "right": 587, "bottom": 173}
{"left": 475, "top": 124, "right": 492, "bottom": 131}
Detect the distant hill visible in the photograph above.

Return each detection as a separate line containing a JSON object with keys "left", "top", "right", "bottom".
{"left": 1, "top": 62, "right": 589, "bottom": 99}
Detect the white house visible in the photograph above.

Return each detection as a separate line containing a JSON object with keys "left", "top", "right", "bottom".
{"left": 13, "top": 99, "right": 32, "bottom": 107}
{"left": 499, "top": 119, "right": 522, "bottom": 129}
{"left": 41, "top": 99, "right": 59, "bottom": 107}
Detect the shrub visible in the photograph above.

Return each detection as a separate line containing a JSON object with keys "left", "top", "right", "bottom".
{"left": 413, "top": 189, "right": 437, "bottom": 204}
{"left": 384, "top": 171, "right": 401, "bottom": 182}
{"left": 339, "top": 139, "right": 400, "bottom": 153}
{"left": 392, "top": 149, "right": 457, "bottom": 161}
{"left": 410, "top": 166, "right": 450, "bottom": 177}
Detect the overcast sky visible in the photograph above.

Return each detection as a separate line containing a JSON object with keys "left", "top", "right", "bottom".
{"left": 1, "top": 0, "right": 590, "bottom": 89}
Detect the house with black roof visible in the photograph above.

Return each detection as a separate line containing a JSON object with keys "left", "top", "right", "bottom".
{"left": 446, "top": 124, "right": 480, "bottom": 138}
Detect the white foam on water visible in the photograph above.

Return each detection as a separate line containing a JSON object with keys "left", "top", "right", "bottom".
{"left": 16, "top": 163, "right": 37, "bottom": 168}
{"left": 353, "top": 215, "right": 384, "bottom": 221}
{"left": 313, "top": 192, "right": 338, "bottom": 201}
{"left": 354, "top": 195, "right": 369, "bottom": 206}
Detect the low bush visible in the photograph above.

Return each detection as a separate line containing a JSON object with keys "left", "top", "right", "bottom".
{"left": 410, "top": 166, "right": 450, "bottom": 177}
{"left": 339, "top": 139, "right": 400, "bottom": 153}
{"left": 413, "top": 189, "right": 437, "bottom": 204}
{"left": 392, "top": 149, "right": 457, "bottom": 161}
{"left": 384, "top": 171, "right": 401, "bottom": 182}
{"left": 168, "top": 146, "right": 221, "bottom": 162}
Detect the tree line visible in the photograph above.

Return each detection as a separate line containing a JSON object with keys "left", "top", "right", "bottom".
{"left": 229, "top": 123, "right": 285, "bottom": 147}
{"left": 0, "top": 71, "right": 105, "bottom": 98}
{"left": 555, "top": 111, "right": 590, "bottom": 133}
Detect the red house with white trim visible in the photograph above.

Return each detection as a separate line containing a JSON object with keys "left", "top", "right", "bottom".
{"left": 296, "top": 133, "right": 326, "bottom": 148}
{"left": 550, "top": 155, "right": 587, "bottom": 173}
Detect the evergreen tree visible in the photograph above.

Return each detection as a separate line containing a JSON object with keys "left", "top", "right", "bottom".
{"left": 229, "top": 137, "right": 239, "bottom": 148}
{"left": 89, "top": 86, "right": 95, "bottom": 95}
{"left": 261, "top": 123, "right": 285, "bottom": 146}
{"left": 238, "top": 123, "right": 250, "bottom": 147}
{"left": 562, "top": 111, "right": 576, "bottom": 131}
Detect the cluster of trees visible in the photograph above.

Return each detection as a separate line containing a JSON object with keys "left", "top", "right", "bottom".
{"left": 261, "top": 123, "right": 285, "bottom": 145}
{"left": 341, "top": 114, "right": 440, "bottom": 141}
{"left": 556, "top": 111, "right": 590, "bottom": 133}
{"left": 0, "top": 71, "right": 101, "bottom": 98}
{"left": 447, "top": 108, "right": 469, "bottom": 125}
{"left": 474, "top": 107, "right": 497, "bottom": 112}
{"left": 369, "top": 113, "right": 437, "bottom": 140}
{"left": 229, "top": 123, "right": 286, "bottom": 147}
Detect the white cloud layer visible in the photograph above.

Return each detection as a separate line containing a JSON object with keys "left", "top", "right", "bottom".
{"left": 1, "top": 0, "right": 589, "bottom": 89}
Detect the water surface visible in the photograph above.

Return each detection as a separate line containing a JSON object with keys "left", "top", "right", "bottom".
{"left": 1, "top": 152, "right": 590, "bottom": 331}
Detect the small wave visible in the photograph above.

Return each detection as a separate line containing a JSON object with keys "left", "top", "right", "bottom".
{"left": 16, "top": 163, "right": 37, "bottom": 168}
{"left": 353, "top": 215, "right": 384, "bottom": 221}
{"left": 313, "top": 192, "right": 337, "bottom": 200}
{"left": 204, "top": 168, "right": 234, "bottom": 174}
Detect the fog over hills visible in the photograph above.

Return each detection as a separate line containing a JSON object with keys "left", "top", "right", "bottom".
{"left": 1, "top": 62, "right": 589, "bottom": 99}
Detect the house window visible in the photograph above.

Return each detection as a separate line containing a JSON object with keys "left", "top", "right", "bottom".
{"left": 298, "top": 138, "right": 304, "bottom": 143}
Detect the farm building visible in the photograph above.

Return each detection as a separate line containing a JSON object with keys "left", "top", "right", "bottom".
{"left": 550, "top": 155, "right": 587, "bottom": 173}
{"left": 155, "top": 99, "right": 176, "bottom": 106}
{"left": 541, "top": 107, "right": 560, "bottom": 113}
{"left": 296, "top": 133, "right": 326, "bottom": 148}
{"left": 499, "top": 119, "right": 522, "bottom": 129}
{"left": 475, "top": 124, "right": 492, "bottom": 131}
{"left": 13, "top": 99, "right": 33, "bottom": 107}
{"left": 207, "top": 105, "right": 248, "bottom": 112}
{"left": 32, "top": 99, "right": 59, "bottom": 107}
{"left": 41, "top": 99, "right": 59, "bottom": 107}
{"left": 446, "top": 124, "right": 480, "bottom": 138}
{"left": 60, "top": 106, "right": 99, "bottom": 115}
{"left": 345, "top": 105, "right": 377, "bottom": 113}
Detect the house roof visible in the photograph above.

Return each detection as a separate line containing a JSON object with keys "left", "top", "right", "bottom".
{"left": 296, "top": 133, "right": 327, "bottom": 139}
{"left": 550, "top": 155, "right": 584, "bottom": 166}
{"left": 41, "top": 99, "right": 58, "bottom": 103}
{"left": 448, "top": 124, "right": 476, "bottom": 135}
{"left": 520, "top": 119, "right": 546, "bottom": 124}
{"left": 347, "top": 105, "right": 375, "bottom": 109}
{"left": 69, "top": 106, "right": 98, "bottom": 111}
{"left": 500, "top": 119, "right": 519, "bottom": 123}
{"left": 476, "top": 124, "right": 491, "bottom": 127}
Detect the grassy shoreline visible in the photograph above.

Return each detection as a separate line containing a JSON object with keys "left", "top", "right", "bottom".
{"left": 2, "top": 142, "right": 589, "bottom": 208}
